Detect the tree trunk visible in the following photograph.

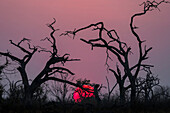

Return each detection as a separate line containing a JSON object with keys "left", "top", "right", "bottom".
{"left": 119, "top": 83, "right": 126, "bottom": 105}
{"left": 94, "top": 84, "right": 101, "bottom": 103}
{"left": 130, "top": 80, "right": 136, "bottom": 106}
{"left": 24, "top": 87, "right": 34, "bottom": 107}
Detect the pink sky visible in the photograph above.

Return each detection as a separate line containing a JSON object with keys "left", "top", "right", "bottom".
{"left": 0, "top": 0, "right": 170, "bottom": 88}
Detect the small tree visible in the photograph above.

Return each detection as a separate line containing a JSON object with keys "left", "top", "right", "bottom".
{"left": 0, "top": 57, "right": 9, "bottom": 102}
{"left": 0, "top": 77, "right": 4, "bottom": 103}
{"left": 74, "top": 78, "right": 102, "bottom": 103}
{"left": 49, "top": 73, "right": 75, "bottom": 103}
{"left": 105, "top": 76, "right": 117, "bottom": 102}
{"left": 136, "top": 68, "right": 160, "bottom": 102}
{"left": 153, "top": 85, "right": 170, "bottom": 103}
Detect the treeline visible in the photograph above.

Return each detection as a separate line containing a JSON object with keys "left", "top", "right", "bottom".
{"left": 0, "top": 75, "right": 170, "bottom": 113}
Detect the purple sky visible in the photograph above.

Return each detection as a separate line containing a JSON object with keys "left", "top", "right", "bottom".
{"left": 0, "top": 0, "right": 170, "bottom": 88}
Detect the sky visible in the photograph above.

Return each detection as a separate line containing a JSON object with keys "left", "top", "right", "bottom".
{"left": 0, "top": 0, "right": 170, "bottom": 90}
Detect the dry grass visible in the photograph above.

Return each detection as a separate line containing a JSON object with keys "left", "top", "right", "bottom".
{"left": 1, "top": 100, "right": 170, "bottom": 113}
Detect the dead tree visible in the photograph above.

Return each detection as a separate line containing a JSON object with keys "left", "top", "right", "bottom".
{"left": 129, "top": 0, "right": 169, "bottom": 104}
{"left": 48, "top": 73, "right": 75, "bottom": 103}
{"left": 0, "top": 18, "right": 81, "bottom": 105}
{"left": 62, "top": 0, "right": 169, "bottom": 104}
{"left": 136, "top": 68, "right": 160, "bottom": 102}
{"left": 62, "top": 21, "right": 132, "bottom": 104}
{"left": 105, "top": 76, "right": 117, "bottom": 101}
{"left": 109, "top": 64, "right": 129, "bottom": 104}
{"left": 0, "top": 57, "right": 10, "bottom": 102}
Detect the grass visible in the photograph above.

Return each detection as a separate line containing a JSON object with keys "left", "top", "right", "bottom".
{"left": 1, "top": 99, "right": 170, "bottom": 113}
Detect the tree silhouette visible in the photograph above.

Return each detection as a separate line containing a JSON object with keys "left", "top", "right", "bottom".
{"left": 62, "top": 0, "right": 169, "bottom": 105}
{"left": 0, "top": 18, "right": 81, "bottom": 105}
{"left": 0, "top": 57, "right": 9, "bottom": 103}
{"left": 105, "top": 76, "right": 117, "bottom": 102}
{"left": 48, "top": 73, "right": 75, "bottom": 103}
{"left": 135, "top": 67, "right": 161, "bottom": 103}
{"left": 74, "top": 78, "right": 102, "bottom": 103}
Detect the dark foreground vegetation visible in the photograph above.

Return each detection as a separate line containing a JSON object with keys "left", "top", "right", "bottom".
{"left": 0, "top": 0, "right": 170, "bottom": 112}
{"left": 0, "top": 77, "right": 170, "bottom": 113}
{"left": 0, "top": 91, "right": 170, "bottom": 113}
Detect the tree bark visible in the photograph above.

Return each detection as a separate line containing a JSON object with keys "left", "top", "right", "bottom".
{"left": 119, "top": 83, "right": 126, "bottom": 105}
{"left": 130, "top": 78, "right": 136, "bottom": 106}
{"left": 24, "top": 87, "right": 34, "bottom": 107}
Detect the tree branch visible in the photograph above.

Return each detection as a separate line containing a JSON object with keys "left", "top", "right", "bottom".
{"left": 10, "top": 40, "right": 31, "bottom": 55}
{"left": 49, "top": 67, "right": 75, "bottom": 75}
{"left": 0, "top": 51, "right": 22, "bottom": 63}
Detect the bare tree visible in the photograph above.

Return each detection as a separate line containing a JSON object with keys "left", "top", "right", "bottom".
{"left": 49, "top": 73, "right": 75, "bottom": 103}
{"left": 105, "top": 76, "right": 117, "bottom": 102}
{"left": 0, "top": 18, "right": 82, "bottom": 105}
{"left": 0, "top": 75, "right": 4, "bottom": 103}
{"left": 136, "top": 68, "right": 160, "bottom": 102}
{"left": 0, "top": 57, "right": 9, "bottom": 102}
{"left": 153, "top": 86, "right": 170, "bottom": 102}
{"left": 62, "top": 0, "right": 169, "bottom": 104}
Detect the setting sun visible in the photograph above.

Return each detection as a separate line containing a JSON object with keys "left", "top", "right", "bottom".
{"left": 73, "top": 85, "right": 95, "bottom": 103}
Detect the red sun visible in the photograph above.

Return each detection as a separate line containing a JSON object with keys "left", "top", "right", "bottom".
{"left": 73, "top": 85, "right": 95, "bottom": 103}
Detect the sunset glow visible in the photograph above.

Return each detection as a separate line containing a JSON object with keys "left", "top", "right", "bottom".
{"left": 73, "top": 85, "right": 95, "bottom": 103}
